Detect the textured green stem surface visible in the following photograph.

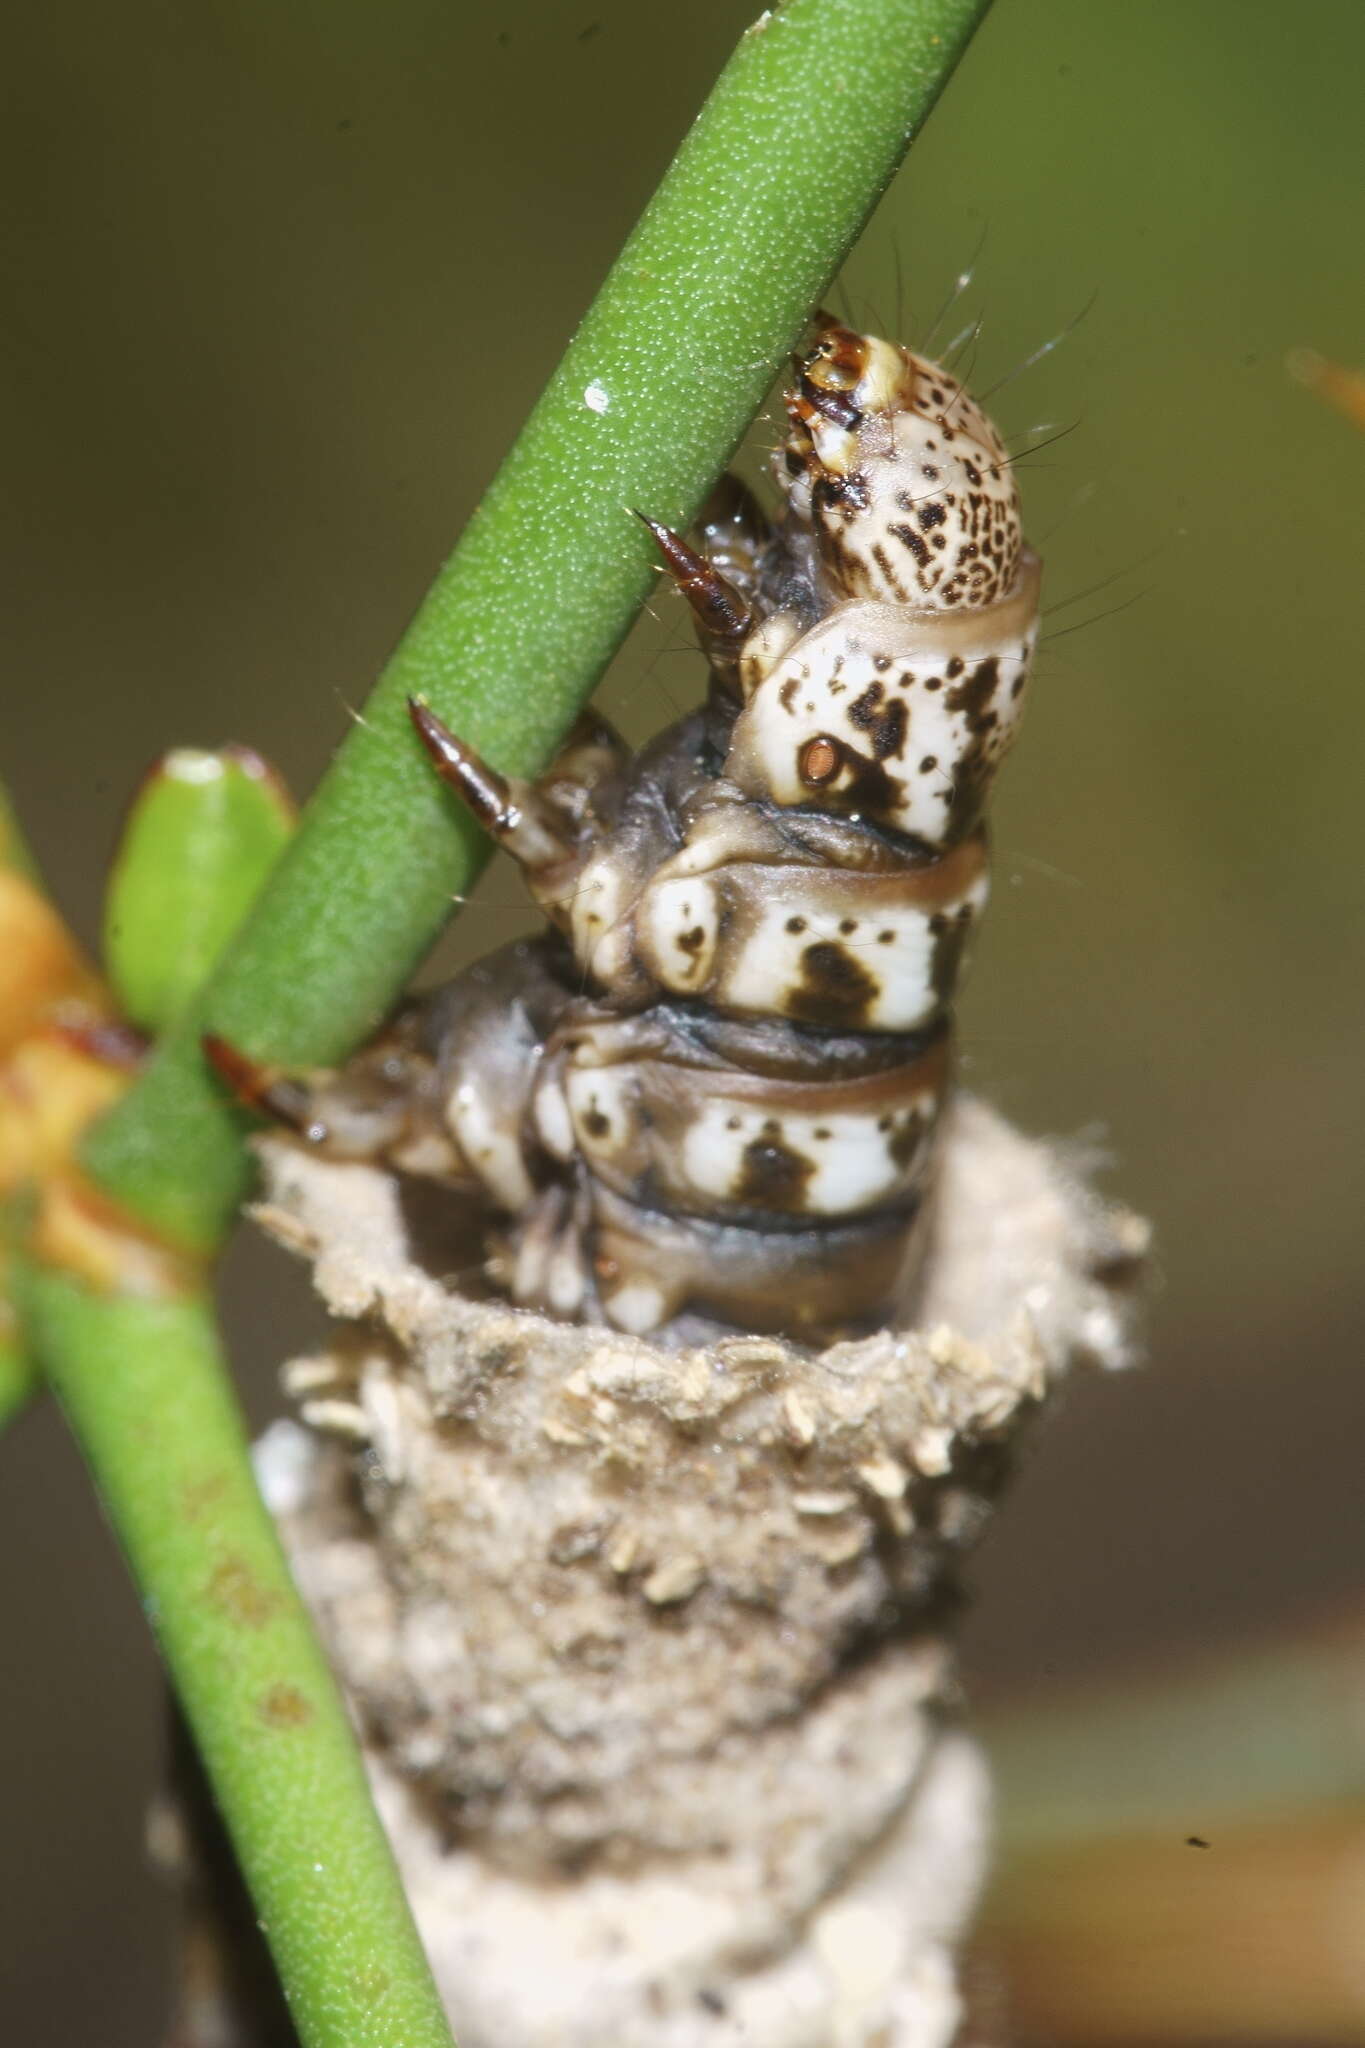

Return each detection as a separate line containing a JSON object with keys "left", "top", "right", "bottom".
{"left": 85, "top": 0, "right": 994, "bottom": 1252}
{"left": 23, "top": 1275, "right": 455, "bottom": 2048}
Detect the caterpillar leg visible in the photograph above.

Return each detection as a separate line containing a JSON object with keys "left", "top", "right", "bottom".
{"left": 694, "top": 471, "right": 772, "bottom": 606}
{"left": 498, "top": 1180, "right": 596, "bottom": 1321}
{"left": 409, "top": 699, "right": 628, "bottom": 865}
{"left": 204, "top": 1020, "right": 464, "bottom": 1182}
{"left": 409, "top": 700, "right": 575, "bottom": 870}
{"left": 208, "top": 936, "right": 576, "bottom": 1211}
{"left": 635, "top": 511, "right": 754, "bottom": 690}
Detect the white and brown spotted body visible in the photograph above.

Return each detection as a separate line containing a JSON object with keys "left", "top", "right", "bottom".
{"left": 254, "top": 322, "right": 1040, "bottom": 1340}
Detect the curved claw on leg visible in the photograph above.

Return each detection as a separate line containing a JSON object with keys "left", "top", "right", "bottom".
{"left": 633, "top": 510, "right": 754, "bottom": 677}
{"left": 408, "top": 699, "right": 572, "bottom": 869}
{"left": 202, "top": 1032, "right": 331, "bottom": 1143}
{"left": 203, "top": 1028, "right": 455, "bottom": 1173}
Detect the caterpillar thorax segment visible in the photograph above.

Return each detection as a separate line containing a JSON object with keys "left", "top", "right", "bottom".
{"left": 243, "top": 320, "right": 1040, "bottom": 1341}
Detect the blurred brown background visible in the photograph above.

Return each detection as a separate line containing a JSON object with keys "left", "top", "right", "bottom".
{"left": 3, "top": 1, "right": 1364, "bottom": 2040}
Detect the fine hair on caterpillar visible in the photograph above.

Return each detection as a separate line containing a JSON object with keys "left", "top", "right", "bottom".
{"left": 212, "top": 315, "right": 1041, "bottom": 1342}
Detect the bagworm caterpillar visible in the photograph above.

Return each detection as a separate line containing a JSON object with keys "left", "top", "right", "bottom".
{"left": 224, "top": 318, "right": 1040, "bottom": 1340}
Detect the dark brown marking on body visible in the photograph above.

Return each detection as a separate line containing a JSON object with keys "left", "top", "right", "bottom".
{"left": 849, "top": 684, "right": 908, "bottom": 760}
{"left": 799, "top": 374, "right": 861, "bottom": 430}
{"left": 582, "top": 1106, "right": 611, "bottom": 1140}
{"left": 813, "top": 471, "right": 870, "bottom": 516}
{"left": 870, "top": 542, "right": 907, "bottom": 598}
{"left": 946, "top": 658, "right": 1001, "bottom": 733}
{"left": 929, "top": 904, "right": 974, "bottom": 999}
{"left": 887, "top": 1113, "right": 926, "bottom": 1172}
{"left": 787, "top": 940, "right": 879, "bottom": 1026}
{"left": 837, "top": 750, "right": 904, "bottom": 816}
{"left": 734, "top": 1129, "right": 815, "bottom": 1211}
{"left": 942, "top": 658, "right": 1004, "bottom": 823}
{"left": 677, "top": 926, "right": 707, "bottom": 955}
{"left": 890, "top": 521, "right": 930, "bottom": 567}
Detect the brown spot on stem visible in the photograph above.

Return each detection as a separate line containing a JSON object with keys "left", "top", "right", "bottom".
{"left": 180, "top": 1473, "right": 230, "bottom": 1524}
{"left": 258, "top": 1683, "right": 314, "bottom": 1729}
{"left": 207, "top": 1555, "right": 282, "bottom": 1631}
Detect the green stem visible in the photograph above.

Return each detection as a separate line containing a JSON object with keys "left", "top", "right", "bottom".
{"left": 22, "top": 1275, "right": 455, "bottom": 2048}
{"left": 84, "top": 0, "right": 994, "bottom": 1253}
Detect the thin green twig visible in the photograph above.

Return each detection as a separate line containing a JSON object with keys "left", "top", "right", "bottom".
{"left": 21, "top": 1278, "right": 455, "bottom": 2048}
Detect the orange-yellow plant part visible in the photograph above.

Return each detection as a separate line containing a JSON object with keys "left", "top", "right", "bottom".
{"left": 0, "top": 850, "right": 158, "bottom": 1320}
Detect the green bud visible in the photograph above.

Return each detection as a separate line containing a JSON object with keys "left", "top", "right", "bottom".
{"left": 103, "top": 747, "right": 295, "bottom": 1034}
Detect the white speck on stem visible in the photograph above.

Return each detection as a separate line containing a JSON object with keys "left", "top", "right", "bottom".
{"left": 583, "top": 380, "right": 611, "bottom": 415}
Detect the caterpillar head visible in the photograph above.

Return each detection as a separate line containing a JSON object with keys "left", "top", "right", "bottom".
{"left": 782, "top": 319, "right": 1022, "bottom": 613}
